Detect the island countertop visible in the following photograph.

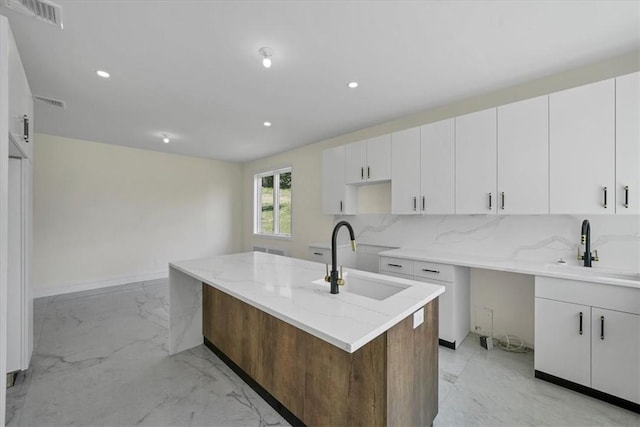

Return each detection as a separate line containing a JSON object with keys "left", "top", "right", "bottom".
{"left": 169, "top": 251, "right": 444, "bottom": 353}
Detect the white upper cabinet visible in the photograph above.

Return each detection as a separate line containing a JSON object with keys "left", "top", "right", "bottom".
{"left": 615, "top": 72, "right": 640, "bottom": 214}
{"left": 7, "top": 23, "right": 33, "bottom": 160}
{"left": 497, "top": 96, "right": 549, "bottom": 214}
{"left": 322, "top": 145, "right": 356, "bottom": 215}
{"left": 550, "top": 79, "right": 615, "bottom": 214}
{"left": 455, "top": 108, "right": 497, "bottom": 214}
{"left": 391, "top": 127, "right": 421, "bottom": 214}
{"left": 421, "top": 119, "right": 455, "bottom": 214}
{"left": 345, "top": 135, "right": 391, "bottom": 184}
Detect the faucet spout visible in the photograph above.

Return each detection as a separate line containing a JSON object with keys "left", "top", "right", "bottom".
{"left": 581, "top": 219, "right": 592, "bottom": 267}
{"left": 330, "top": 221, "right": 357, "bottom": 294}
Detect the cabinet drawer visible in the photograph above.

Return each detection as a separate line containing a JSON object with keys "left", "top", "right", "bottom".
{"left": 379, "top": 257, "right": 414, "bottom": 276}
{"left": 414, "top": 261, "right": 454, "bottom": 282}
{"left": 308, "top": 248, "right": 330, "bottom": 264}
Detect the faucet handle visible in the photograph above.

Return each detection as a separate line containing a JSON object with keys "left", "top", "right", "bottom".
{"left": 337, "top": 266, "right": 345, "bottom": 286}
{"left": 593, "top": 250, "right": 599, "bottom": 262}
{"left": 324, "top": 264, "right": 330, "bottom": 282}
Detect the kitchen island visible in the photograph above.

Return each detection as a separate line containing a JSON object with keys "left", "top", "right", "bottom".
{"left": 169, "top": 252, "right": 444, "bottom": 426}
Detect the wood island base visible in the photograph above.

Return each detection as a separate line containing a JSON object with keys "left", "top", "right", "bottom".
{"left": 202, "top": 284, "right": 439, "bottom": 427}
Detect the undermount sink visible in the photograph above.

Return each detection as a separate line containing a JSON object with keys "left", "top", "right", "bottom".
{"left": 545, "top": 263, "right": 640, "bottom": 282}
{"left": 312, "top": 271, "right": 410, "bottom": 300}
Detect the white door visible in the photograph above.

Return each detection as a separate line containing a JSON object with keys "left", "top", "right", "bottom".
{"left": 366, "top": 134, "right": 392, "bottom": 182}
{"left": 455, "top": 108, "right": 497, "bottom": 214}
{"left": 534, "top": 298, "right": 591, "bottom": 387}
{"left": 345, "top": 140, "right": 367, "bottom": 184}
{"left": 549, "top": 79, "right": 615, "bottom": 214}
{"left": 322, "top": 146, "right": 355, "bottom": 215}
{"left": 391, "top": 127, "right": 420, "bottom": 214}
{"left": 591, "top": 308, "right": 640, "bottom": 404}
{"left": 498, "top": 96, "right": 549, "bottom": 214}
{"left": 421, "top": 119, "right": 455, "bottom": 214}
{"left": 615, "top": 72, "right": 640, "bottom": 214}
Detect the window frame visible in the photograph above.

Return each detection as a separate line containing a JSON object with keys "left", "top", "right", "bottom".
{"left": 253, "top": 167, "right": 293, "bottom": 239}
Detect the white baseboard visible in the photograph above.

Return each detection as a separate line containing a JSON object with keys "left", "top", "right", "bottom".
{"left": 33, "top": 271, "right": 168, "bottom": 298}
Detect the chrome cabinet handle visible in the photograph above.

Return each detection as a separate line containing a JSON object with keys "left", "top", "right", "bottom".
{"left": 501, "top": 192, "right": 505, "bottom": 210}
{"left": 600, "top": 316, "right": 605, "bottom": 340}
{"left": 579, "top": 312, "right": 583, "bottom": 335}
{"left": 360, "top": 167, "right": 364, "bottom": 180}
{"left": 367, "top": 166, "right": 370, "bottom": 179}
{"left": 624, "top": 185, "right": 629, "bottom": 208}
{"left": 422, "top": 269, "right": 440, "bottom": 274}
{"left": 23, "top": 115, "right": 29, "bottom": 143}
{"left": 413, "top": 197, "right": 417, "bottom": 211}
{"left": 422, "top": 196, "right": 425, "bottom": 211}
{"left": 387, "top": 263, "right": 403, "bottom": 268}
{"left": 603, "top": 187, "right": 607, "bottom": 208}
{"left": 488, "top": 192, "right": 492, "bottom": 210}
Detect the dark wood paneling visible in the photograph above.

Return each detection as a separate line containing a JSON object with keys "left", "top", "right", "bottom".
{"left": 303, "top": 333, "right": 387, "bottom": 426}
{"left": 386, "top": 299, "right": 439, "bottom": 426}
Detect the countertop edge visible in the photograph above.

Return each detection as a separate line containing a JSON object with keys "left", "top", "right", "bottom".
{"left": 378, "top": 249, "right": 640, "bottom": 289}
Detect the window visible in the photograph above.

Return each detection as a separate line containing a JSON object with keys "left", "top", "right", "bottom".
{"left": 254, "top": 167, "right": 292, "bottom": 237}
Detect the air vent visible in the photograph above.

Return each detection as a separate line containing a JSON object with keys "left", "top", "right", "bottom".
{"left": 34, "top": 95, "right": 66, "bottom": 109}
{"left": 2, "top": 0, "right": 63, "bottom": 28}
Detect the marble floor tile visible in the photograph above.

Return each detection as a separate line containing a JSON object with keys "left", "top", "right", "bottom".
{"left": 7, "top": 281, "right": 639, "bottom": 427}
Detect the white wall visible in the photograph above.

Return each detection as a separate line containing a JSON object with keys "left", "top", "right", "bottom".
{"left": 241, "top": 51, "right": 640, "bottom": 348}
{"left": 33, "top": 134, "right": 243, "bottom": 296}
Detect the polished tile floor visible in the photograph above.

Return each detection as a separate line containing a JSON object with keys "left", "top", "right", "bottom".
{"left": 7, "top": 280, "right": 639, "bottom": 426}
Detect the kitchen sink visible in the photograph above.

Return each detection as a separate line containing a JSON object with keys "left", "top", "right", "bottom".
{"left": 545, "top": 263, "right": 640, "bottom": 282}
{"left": 312, "top": 271, "right": 410, "bottom": 300}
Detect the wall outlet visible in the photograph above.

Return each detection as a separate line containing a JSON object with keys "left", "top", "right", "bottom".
{"left": 413, "top": 308, "right": 424, "bottom": 329}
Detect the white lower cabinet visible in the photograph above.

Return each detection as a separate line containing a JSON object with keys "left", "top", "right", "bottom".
{"left": 535, "top": 276, "right": 640, "bottom": 409}
{"left": 379, "top": 256, "right": 470, "bottom": 348}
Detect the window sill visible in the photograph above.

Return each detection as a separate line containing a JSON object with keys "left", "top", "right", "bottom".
{"left": 253, "top": 233, "right": 293, "bottom": 241}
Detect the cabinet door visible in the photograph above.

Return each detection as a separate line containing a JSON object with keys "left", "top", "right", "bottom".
{"left": 391, "top": 127, "right": 421, "bottom": 214}
{"left": 615, "top": 72, "right": 640, "bottom": 214}
{"left": 415, "top": 277, "right": 454, "bottom": 344}
{"left": 455, "top": 108, "right": 497, "bottom": 214}
{"left": 591, "top": 308, "right": 640, "bottom": 404}
{"left": 534, "top": 298, "right": 591, "bottom": 387}
{"left": 550, "top": 79, "right": 615, "bottom": 214}
{"left": 366, "top": 134, "right": 392, "bottom": 182}
{"left": 345, "top": 140, "right": 367, "bottom": 184}
{"left": 498, "top": 96, "right": 549, "bottom": 214}
{"left": 322, "top": 146, "right": 355, "bottom": 215}
{"left": 421, "top": 119, "right": 455, "bottom": 214}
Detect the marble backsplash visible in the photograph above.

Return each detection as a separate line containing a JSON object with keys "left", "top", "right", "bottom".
{"left": 338, "top": 214, "right": 640, "bottom": 272}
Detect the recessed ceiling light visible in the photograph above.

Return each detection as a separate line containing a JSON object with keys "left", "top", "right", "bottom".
{"left": 263, "top": 122, "right": 272, "bottom": 127}
{"left": 161, "top": 134, "right": 170, "bottom": 143}
{"left": 96, "top": 70, "right": 110, "bottom": 78}
{"left": 348, "top": 81, "right": 358, "bottom": 89}
{"left": 259, "top": 47, "right": 273, "bottom": 69}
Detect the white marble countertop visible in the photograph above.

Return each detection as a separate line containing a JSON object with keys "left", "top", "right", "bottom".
{"left": 379, "top": 248, "right": 640, "bottom": 289}
{"left": 170, "top": 252, "right": 444, "bottom": 353}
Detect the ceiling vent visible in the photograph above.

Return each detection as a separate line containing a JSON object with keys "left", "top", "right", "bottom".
{"left": 2, "top": 0, "right": 63, "bottom": 28}
{"left": 34, "top": 95, "right": 66, "bottom": 109}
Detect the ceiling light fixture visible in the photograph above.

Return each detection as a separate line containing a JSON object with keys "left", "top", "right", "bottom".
{"left": 259, "top": 47, "right": 273, "bottom": 68}
{"left": 96, "top": 70, "right": 110, "bottom": 78}
{"left": 263, "top": 122, "right": 272, "bottom": 127}
{"left": 161, "top": 134, "right": 170, "bottom": 143}
{"left": 348, "top": 81, "right": 358, "bottom": 88}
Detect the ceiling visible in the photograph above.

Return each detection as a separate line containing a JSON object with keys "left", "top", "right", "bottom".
{"left": 2, "top": 1, "right": 639, "bottom": 163}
